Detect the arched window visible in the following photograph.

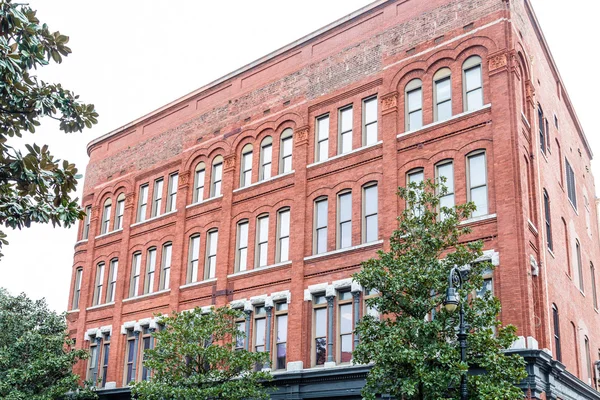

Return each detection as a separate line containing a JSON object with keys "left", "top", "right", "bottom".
{"left": 362, "top": 96, "right": 378, "bottom": 146}
{"left": 433, "top": 68, "right": 452, "bottom": 122}
{"left": 407, "top": 168, "right": 424, "bottom": 216}
{"left": 543, "top": 190, "right": 553, "bottom": 251}
{"left": 193, "top": 162, "right": 206, "bottom": 203}
{"left": 187, "top": 234, "right": 200, "bottom": 283}
{"left": 362, "top": 183, "right": 378, "bottom": 243}
{"left": 129, "top": 252, "right": 142, "bottom": 298}
{"left": 552, "top": 304, "right": 562, "bottom": 362}
{"left": 240, "top": 144, "right": 253, "bottom": 188}
{"left": 235, "top": 220, "right": 249, "bottom": 272}
{"left": 279, "top": 129, "right": 293, "bottom": 174}
{"left": 106, "top": 258, "right": 118, "bottom": 303}
{"left": 93, "top": 262, "right": 105, "bottom": 306}
{"left": 463, "top": 56, "right": 483, "bottom": 112}
{"left": 436, "top": 160, "right": 454, "bottom": 218}
{"left": 101, "top": 198, "right": 112, "bottom": 234}
{"left": 338, "top": 105, "right": 353, "bottom": 155}
{"left": 315, "top": 114, "right": 330, "bottom": 162}
{"left": 584, "top": 336, "right": 592, "bottom": 385}
{"left": 114, "top": 193, "right": 125, "bottom": 230}
{"left": 337, "top": 191, "right": 352, "bottom": 249}
{"left": 256, "top": 214, "right": 270, "bottom": 267}
{"left": 144, "top": 247, "right": 157, "bottom": 294}
{"left": 205, "top": 229, "right": 218, "bottom": 279}
{"left": 72, "top": 267, "right": 83, "bottom": 309}
{"left": 576, "top": 239, "right": 584, "bottom": 292}
{"left": 405, "top": 78, "right": 423, "bottom": 131}
{"left": 466, "top": 150, "right": 488, "bottom": 217}
{"left": 210, "top": 156, "right": 223, "bottom": 197}
{"left": 259, "top": 137, "right": 273, "bottom": 181}
{"left": 314, "top": 197, "right": 328, "bottom": 255}
{"left": 276, "top": 207, "right": 291, "bottom": 263}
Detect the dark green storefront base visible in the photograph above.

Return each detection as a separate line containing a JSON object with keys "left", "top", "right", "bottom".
{"left": 96, "top": 350, "right": 600, "bottom": 400}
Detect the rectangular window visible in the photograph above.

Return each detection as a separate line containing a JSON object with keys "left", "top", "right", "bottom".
{"left": 88, "top": 342, "right": 99, "bottom": 382}
{"left": 256, "top": 215, "right": 269, "bottom": 267}
{"left": 280, "top": 134, "right": 293, "bottom": 173}
{"left": 338, "top": 192, "right": 352, "bottom": 249}
{"left": 211, "top": 162, "right": 223, "bottom": 197}
{"left": 241, "top": 149, "right": 253, "bottom": 187}
{"left": 106, "top": 259, "right": 118, "bottom": 303}
{"left": 236, "top": 221, "right": 249, "bottom": 272}
{"left": 364, "top": 288, "right": 379, "bottom": 318}
{"left": 114, "top": 197, "right": 125, "bottom": 230}
{"left": 408, "top": 169, "right": 424, "bottom": 216}
{"left": 585, "top": 336, "right": 592, "bottom": 385}
{"left": 464, "top": 64, "right": 483, "bottom": 111}
{"left": 101, "top": 338, "right": 110, "bottom": 388}
{"left": 552, "top": 306, "right": 561, "bottom": 362}
{"left": 576, "top": 240, "right": 584, "bottom": 292}
{"left": 338, "top": 105, "right": 353, "bottom": 154}
{"left": 277, "top": 209, "right": 290, "bottom": 263}
{"left": 205, "top": 230, "right": 218, "bottom": 279}
{"left": 101, "top": 202, "right": 111, "bottom": 234}
{"left": 73, "top": 268, "right": 82, "bottom": 309}
{"left": 313, "top": 295, "right": 327, "bottom": 366}
{"left": 315, "top": 199, "right": 328, "bottom": 254}
{"left": 144, "top": 248, "right": 157, "bottom": 294}
{"left": 166, "top": 173, "right": 178, "bottom": 212}
{"left": 129, "top": 253, "right": 142, "bottom": 298}
{"left": 316, "top": 115, "right": 329, "bottom": 162}
{"left": 363, "top": 96, "right": 378, "bottom": 146}
{"left": 160, "top": 243, "right": 172, "bottom": 290}
{"left": 187, "top": 235, "right": 200, "bottom": 283}
{"left": 407, "top": 87, "right": 423, "bottom": 130}
{"left": 125, "top": 330, "right": 135, "bottom": 384}
{"left": 338, "top": 291, "right": 353, "bottom": 363}
{"left": 235, "top": 320, "right": 245, "bottom": 351}
{"left": 435, "top": 77, "right": 452, "bottom": 121}
{"left": 436, "top": 161, "right": 455, "bottom": 219}
{"left": 83, "top": 206, "right": 91, "bottom": 239}
{"left": 467, "top": 152, "right": 488, "bottom": 217}
{"left": 137, "top": 184, "right": 149, "bottom": 223}
{"left": 93, "top": 263, "right": 105, "bottom": 306}
{"left": 140, "top": 328, "right": 152, "bottom": 381}
{"left": 194, "top": 165, "right": 205, "bottom": 203}
{"left": 363, "top": 184, "right": 378, "bottom": 243}
{"left": 151, "top": 178, "right": 164, "bottom": 218}
{"left": 566, "top": 159, "right": 577, "bottom": 209}
{"left": 260, "top": 141, "right": 272, "bottom": 181}
{"left": 254, "top": 306, "right": 266, "bottom": 370}
{"left": 275, "top": 302, "right": 288, "bottom": 370}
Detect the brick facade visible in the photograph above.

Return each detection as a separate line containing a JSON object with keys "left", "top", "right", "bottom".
{"left": 67, "top": 0, "right": 600, "bottom": 398}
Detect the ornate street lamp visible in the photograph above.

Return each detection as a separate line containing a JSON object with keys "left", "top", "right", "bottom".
{"left": 444, "top": 266, "right": 468, "bottom": 400}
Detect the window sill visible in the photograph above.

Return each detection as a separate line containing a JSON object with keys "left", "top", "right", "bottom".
{"left": 75, "top": 239, "right": 88, "bottom": 246}
{"left": 568, "top": 199, "right": 578, "bottom": 215}
{"left": 131, "top": 210, "right": 177, "bottom": 228}
{"left": 527, "top": 220, "right": 538, "bottom": 234}
{"left": 459, "top": 213, "right": 497, "bottom": 225}
{"left": 95, "top": 229, "right": 123, "bottom": 240}
{"left": 179, "top": 278, "right": 217, "bottom": 289}
{"left": 397, "top": 104, "right": 491, "bottom": 139}
{"left": 307, "top": 141, "right": 382, "bottom": 168}
{"left": 580, "top": 290, "right": 586, "bottom": 298}
{"left": 227, "top": 261, "right": 292, "bottom": 278}
{"left": 86, "top": 302, "right": 115, "bottom": 311}
{"left": 185, "top": 195, "right": 223, "bottom": 210}
{"left": 67, "top": 308, "right": 80, "bottom": 313}
{"left": 304, "top": 240, "right": 383, "bottom": 261}
{"left": 521, "top": 112, "right": 531, "bottom": 129}
{"left": 547, "top": 248, "right": 556, "bottom": 259}
{"left": 123, "top": 289, "right": 171, "bottom": 302}
{"left": 233, "top": 171, "right": 295, "bottom": 193}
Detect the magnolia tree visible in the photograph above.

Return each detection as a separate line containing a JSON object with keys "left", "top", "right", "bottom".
{"left": 353, "top": 179, "right": 527, "bottom": 400}
{"left": 0, "top": 0, "right": 98, "bottom": 258}
{"left": 0, "top": 288, "right": 96, "bottom": 399}
{"left": 131, "top": 306, "right": 271, "bottom": 400}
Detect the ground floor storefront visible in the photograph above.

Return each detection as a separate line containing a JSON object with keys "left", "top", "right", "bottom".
{"left": 95, "top": 350, "right": 599, "bottom": 400}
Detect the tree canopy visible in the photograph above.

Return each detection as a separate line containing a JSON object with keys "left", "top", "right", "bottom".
{"left": 0, "top": 0, "right": 98, "bottom": 257}
{"left": 0, "top": 288, "right": 96, "bottom": 399}
{"left": 131, "top": 306, "right": 271, "bottom": 400}
{"left": 353, "top": 179, "right": 527, "bottom": 400}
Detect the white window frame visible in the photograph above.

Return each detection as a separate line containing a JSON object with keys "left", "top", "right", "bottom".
{"left": 137, "top": 184, "right": 149, "bottom": 223}
{"left": 166, "top": 173, "right": 178, "bottom": 212}
{"left": 205, "top": 230, "right": 218, "bottom": 279}
{"left": 338, "top": 105, "right": 353, "bottom": 155}
{"left": 315, "top": 114, "right": 330, "bottom": 162}
{"left": 160, "top": 242, "right": 172, "bottom": 290}
{"left": 129, "top": 252, "right": 142, "bottom": 298}
{"left": 114, "top": 194, "right": 125, "bottom": 230}
{"left": 144, "top": 247, "right": 157, "bottom": 294}
{"left": 463, "top": 55, "right": 484, "bottom": 112}
{"left": 187, "top": 234, "right": 200, "bottom": 283}
{"left": 259, "top": 137, "right": 273, "bottom": 181}
{"left": 276, "top": 208, "right": 290, "bottom": 263}
{"left": 362, "top": 183, "right": 378, "bottom": 243}
{"left": 236, "top": 220, "right": 249, "bottom": 272}
{"left": 433, "top": 68, "right": 452, "bottom": 122}
{"left": 362, "top": 95, "right": 378, "bottom": 146}
{"left": 255, "top": 214, "right": 269, "bottom": 268}
{"left": 151, "top": 178, "right": 164, "bottom": 218}
{"left": 314, "top": 198, "right": 328, "bottom": 255}
{"left": 240, "top": 144, "right": 253, "bottom": 188}
{"left": 106, "top": 258, "right": 118, "bottom": 303}
{"left": 279, "top": 129, "right": 293, "bottom": 174}
{"left": 466, "top": 150, "right": 488, "bottom": 217}
{"left": 73, "top": 268, "right": 83, "bottom": 309}
{"left": 337, "top": 191, "right": 352, "bottom": 249}
{"left": 193, "top": 162, "right": 206, "bottom": 203}
{"left": 210, "top": 157, "right": 223, "bottom": 198}
{"left": 93, "top": 262, "right": 105, "bottom": 306}
{"left": 405, "top": 79, "right": 423, "bottom": 131}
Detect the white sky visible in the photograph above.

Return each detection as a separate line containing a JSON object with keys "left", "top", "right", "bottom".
{"left": 1, "top": 0, "right": 598, "bottom": 313}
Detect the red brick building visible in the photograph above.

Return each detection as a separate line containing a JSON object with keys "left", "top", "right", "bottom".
{"left": 67, "top": 0, "right": 600, "bottom": 398}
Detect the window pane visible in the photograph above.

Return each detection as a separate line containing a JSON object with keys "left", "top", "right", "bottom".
{"left": 239, "top": 248, "right": 247, "bottom": 271}
{"left": 471, "top": 186, "right": 488, "bottom": 216}
{"left": 318, "top": 140, "right": 328, "bottom": 161}
{"left": 469, "top": 154, "right": 486, "bottom": 187}
{"left": 341, "top": 131, "right": 352, "bottom": 153}
{"left": 317, "top": 229, "right": 327, "bottom": 253}
{"left": 258, "top": 243, "right": 268, "bottom": 267}
{"left": 277, "top": 314, "right": 288, "bottom": 342}
{"left": 276, "top": 343, "right": 287, "bottom": 369}
{"left": 407, "top": 89, "right": 422, "bottom": 112}
{"left": 340, "top": 304, "right": 353, "bottom": 333}
{"left": 339, "top": 193, "right": 352, "bottom": 221}
{"left": 214, "top": 163, "right": 222, "bottom": 181}
{"left": 243, "top": 152, "right": 252, "bottom": 170}
{"left": 316, "top": 200, "right": 328, "bottom": 228}
{"left": 436, "top": 77, "right": 451, "bottom": 102}
{"left": 340, "top": 334, "right": 352, "bottom": 363}
{"left": 283, "top": 137, "right": 292, "bottom": 156}
{"left": 214, "top": 181, "right": 221, "bottom": 197}
{"left": 437, "top": 162, "right": 454, "bottom": 193}
{"left": 280, "top": 237, "right": 289, "bottom": 262}
{"left": 315, "top": 337, "right": 327, "bottom": 365}
{"left": 209, "top": 231, "right": 218, "bottom": 254}
{"left": 467, "top": 88, "right": 483, "bottom": 111}
{"left": 255, "top": 319, "right": 266, "bottom": 346}
{"left": 340, "top": 221, "right": 352, "bottom": 248}
{"left": 440, "top": 194, "right": 455, "bottom": 210}
{"left": 409, "top": 170, "right": 424, "bottom": 185}
{"left": 409, "top": 110, "right": 422, "bottom": 130}
{"left": 340, "top": 107, "right": 352, "bottom": 132}
{"left": 259, "top": 217, "right": 269, "bottom": 242}
{"left": 365, "top": 98, "right": 377, "bottom": 124}
{"left": 465, "top": 66, "right": 482, "bottom": 91}
{"left": 366, "top": 215, "right": 378, "bottom": 242}
{"left": 317, "top": 116, "right": 329, "bottom": 141}
{"left": 280, "top": 210, "right": 290, "bottom": 237}
{"left": 365, "top": 123, "right": 377, "bottom": 145}
{"left": 315, "top": 308, "right": 327, "bottom": 337}
{"left": 365, "top": 185, "right": 378, "bottom": 215}
{"left": 283, "top": 156, "right": 292, "bottom": 173}
{"left": 437, "top": 100, "right": 452, "bottom": 121}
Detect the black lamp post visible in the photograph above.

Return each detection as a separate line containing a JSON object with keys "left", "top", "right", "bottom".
{"left": 444, "top": 266, "right": 468, "bottom": 400}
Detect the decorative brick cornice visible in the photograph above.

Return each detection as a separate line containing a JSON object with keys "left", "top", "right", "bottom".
{"left": 295, "top": 125, "right": 310, "bottom": 146}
